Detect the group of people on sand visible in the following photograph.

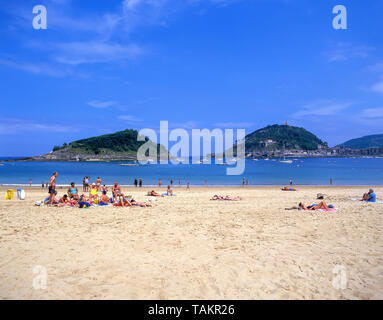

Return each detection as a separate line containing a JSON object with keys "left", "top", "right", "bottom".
{"left": 45, "top": 172, "right": 151, "bottom": 208}
{"left": 288, "top": 188, "right": 377, "bottom": 211}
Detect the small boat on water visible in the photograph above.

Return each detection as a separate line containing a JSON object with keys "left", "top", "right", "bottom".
{"left": 120, "top": 163, "right": 139, "bottom": 167}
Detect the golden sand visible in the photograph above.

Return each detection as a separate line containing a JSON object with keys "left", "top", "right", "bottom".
{"left": 0, "top": 186, "right": 382, "bottom": 299}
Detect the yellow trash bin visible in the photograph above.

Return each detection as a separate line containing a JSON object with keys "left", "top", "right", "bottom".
{"left": 5, "top": 189, "right": 14, "bottom": 200}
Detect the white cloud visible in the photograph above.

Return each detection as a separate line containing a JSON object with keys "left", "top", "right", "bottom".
{"left": 55, "top": 41, "right": 144, "bottom": 65}
{"left": 370, "top": 81, "right": 383, "bottom": 94}
{"left": 0, "top": 118, "right": 77, "bottom": 135}
{"left": 119, "top": 115, "right": 143, "bottom": 121}
{"left": 87, "top": 101, "right": 118, "bottom": 108}
{"left": 359, "top": 107, "right": 383, "bottom": 119}
{"left": 0, "top": 58, "right": 71, "bottom": 77}
{"left": 325, "top": 43, "right": 375, "bottom": 62}
{"left": 292, "top": 100, "right": 352, "bottom": 118}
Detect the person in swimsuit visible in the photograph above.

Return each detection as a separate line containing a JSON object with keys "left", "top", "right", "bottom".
{"left": 112, "top": 181, "right": 123, "bottom": 200}
{"left": 139, "top": 178, "right": 143, "bottom": 187}
{"left": 102, "top": 185, "right": 108, "bottom": 193}
{"left": 67, "top": 182, "right": 80, "bottom": 200}
{"left": 84, "top": 176, "right": 90, "bottom": 192}
{"left": 89, "top": 183, "right": 99, "bottom": 202}
{"left": 48, "top": 172, "right": 58, "bottom": 204}
{"left": 282, "top": 186, "right": 297, "bottom": 191}
{"left": 167, "top": 185, "right": 173, "bottom": 196}
{"left": 100, "top": 191, "right": 110, "bottom": 205}
{"left": 96, "top": 177, "right": 102, "bottom": 191}
{"left": 298, "top": 201, "right": 331, "bottom": 210}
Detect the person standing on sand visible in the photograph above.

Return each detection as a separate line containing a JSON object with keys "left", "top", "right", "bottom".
{"left": 139, "top": 178, "right": 143, "bottom": 187}
{"left": 82, "top": 176, "right": 86, "bottom": 192}
{"left": 170, "top": 178, "right": 173, "bottom": 186}
{"left": 29, "top": 179, "right": 32, "bottom": 186}
{"left": 84, "top": 176, "right": 90, "bottom": 192}
{"left": 187, "top": 182, "right": 190, "bottom": 190}
{"left": 96, "top": 177, "right": 102, "bottom": 191}
{"left": 330, "top": 178, "right": 333, "bottom": 185}
{"left": 290, "top": 179, "right": 293, "bottom": 186}
{"left": 48, "top": 172, "right": 58, "bottom": 204}
{"left": 159, "top": 179, "right": 162, "bottom": 188}
{"left": 205, "top": 180, "right": 207, "bottom": 186}
{"left": 41, "top": 181, "right": 44, "bottom": 189}
{"left": 246, "top": 179, "right": 249, "bottom": 186}
{"left": 134, "top": 179, "right": 138, "bottom": 187}
{"left": 242, "top": 178, "right": 245, "bottom": 187}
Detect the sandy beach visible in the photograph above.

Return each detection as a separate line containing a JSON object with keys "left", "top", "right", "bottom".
{"left": 0, "top": 186, "right": 382, "bottom": 300}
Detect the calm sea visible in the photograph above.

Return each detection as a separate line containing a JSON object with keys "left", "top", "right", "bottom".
{"left": 1, "top": 157, "right": 383, "bottom": 186}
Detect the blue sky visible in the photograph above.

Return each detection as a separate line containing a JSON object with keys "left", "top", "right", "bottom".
{"left": 0, "top": 0, "right": 383, "bottom": 156}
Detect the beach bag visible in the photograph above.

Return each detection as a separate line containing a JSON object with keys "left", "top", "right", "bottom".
{"left": 5, "top": 189, "right": 14, "bottom": 200}
{"left": 17, "top": 189, "right": 26, "bottom": 200}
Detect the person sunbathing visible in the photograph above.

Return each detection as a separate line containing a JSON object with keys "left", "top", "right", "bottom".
{"left": 89, "top": 183, "right": 99, "bottom": 202}
{"left": 147, "top": 190, "right": 163, "bottom": 197}
{"left": 211, "top": 195, "right": 242, "bottom": 201}
{"left": 59, "top": 194, "right": 69, "bottom": 204}
{"left": 67, "top": 182, "right": 80, "bottom": 200}
{"left": 282, "top": 186, "right": 297, "bottom": 191}
{"left": 131, "top": 199, "right": 152, "bottom": 207}
{"left": 298, "top": 201, "right": 332, "bottom": 210}
{"left": 112, "top": 181, "right": 123, "bottom": 199}
{"left": 100, "top": 191, "right": 111, "bottom": 206}
{"left": 78, "top": 195, "right": 91, "bottom": 208}
{"left": 166, "top": 185, "right": 174, "bottom": 196}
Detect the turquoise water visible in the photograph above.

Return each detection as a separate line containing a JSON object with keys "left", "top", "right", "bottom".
{"left": 0, "top": 158, "right": 383, "bottom": 186}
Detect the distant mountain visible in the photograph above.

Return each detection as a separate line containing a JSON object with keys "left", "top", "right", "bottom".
{"left": 338, "top": 134, "right": 383, "bottom": 149}
{"left": 27, "top": 129, "right": 167, "bottom": 161}
{"left": 242, "top": 124, "right": 327, "bottom": 152}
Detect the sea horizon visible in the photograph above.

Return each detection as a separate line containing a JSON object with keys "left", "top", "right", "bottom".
{"left": 1, "top": 157, "right": 383, "bottom": 186}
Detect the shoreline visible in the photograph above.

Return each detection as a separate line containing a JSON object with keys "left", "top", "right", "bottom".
{"left": 1, "top": 184, "right": 383, "bottom": 188}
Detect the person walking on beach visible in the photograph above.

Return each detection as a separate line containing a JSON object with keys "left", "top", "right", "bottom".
{"left": 242, "top": 178, "right": 245, "bottom": 187}
{"left": 159, "top": 179, "right": 162, "bottom": 188}
{"left": 41, "top": 181, "right": 44, "bottom": 189}
{"left": 134, "top": 179, "right": 138, "bottom": 187}
{"left": 170, "top": 178, "right": 173, "bottom": 186}
{"left": 29, "top": 179, "right": 32, "bottom": 186}
{"left": 139, "top": 178, "right": 143, "bottom": 187}
{"left": 48, "top": 172, "right": 58, "bottom": 204}
{"left": 290, "top": 179, "right": 293, "bottom": 186}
